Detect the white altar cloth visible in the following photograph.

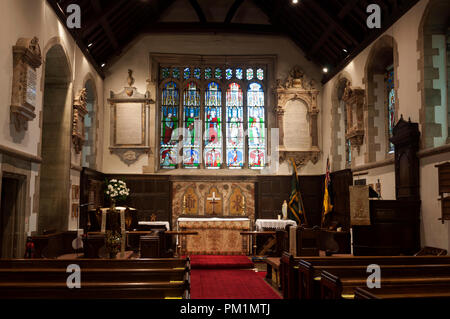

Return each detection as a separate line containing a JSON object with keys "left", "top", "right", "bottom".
{"left": 255, "top": 219, "right": 297, "bottom": 231}
{"left": 138, "top": 221, "right": 170, "bottom": 230}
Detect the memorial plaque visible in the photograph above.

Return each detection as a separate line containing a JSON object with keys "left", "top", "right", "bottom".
{"left": 25, "top": 66, "right": 37, "bottom": 107}
{"left": 284, "top": 100, "right": 310, "bottom": 150}
{"left": 116, "top": 103, "right": 143, "bottom": 145}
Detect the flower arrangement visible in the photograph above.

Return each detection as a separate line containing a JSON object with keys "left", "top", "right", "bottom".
{"left": 105, "top": 179, "right": 130, "bottom": 203}
{"left": 105, "top": 230, "right": 121, "bottom": 258}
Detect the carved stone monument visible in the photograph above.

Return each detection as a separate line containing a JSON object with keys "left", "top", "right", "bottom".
{"left": 72, "top": 88, "right": 88, "bottom": 154}
{"left": 10, "top": 37, "right": 42, "bottom": 131}
{"left": 108, "top": 70, "right": 154, "bottom": 165}
{"left": 274, "top": 66, "right": 320, "bottom": 168}
{"left": 342, "top": 80, "right": 365, "bottom": 152}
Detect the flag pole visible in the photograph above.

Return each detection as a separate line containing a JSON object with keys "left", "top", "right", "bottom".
{"left": 291, "top": 158, "right": 308, "bottom": 227}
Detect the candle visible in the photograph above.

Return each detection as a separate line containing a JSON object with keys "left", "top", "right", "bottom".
{"left": 278, "top": 215, "right": 281, "bottom": 220}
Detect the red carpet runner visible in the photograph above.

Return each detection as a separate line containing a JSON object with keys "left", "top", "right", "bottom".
{"left": 189, "top": 255, "right": 281, "bottom": 299}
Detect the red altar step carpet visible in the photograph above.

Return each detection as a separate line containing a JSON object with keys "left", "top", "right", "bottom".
{"left": 189, "top": 255, "right": 254, "bottom": 269}
{"left": 188, "top": 255, "right": 281, "bottom": 299}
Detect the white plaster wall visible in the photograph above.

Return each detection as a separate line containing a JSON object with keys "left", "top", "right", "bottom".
{"left": 102, "top": 32, "right": 323, "bottom": 175}
{"left": 0, "top": 0, "right": 103, "bottom": 234}
{"left": 322, "top": 0, "right": 450, "bottom": 250}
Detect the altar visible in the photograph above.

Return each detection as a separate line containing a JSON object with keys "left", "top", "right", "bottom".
{"left": 177, "top": 217, "right": 251, "bottom": 255}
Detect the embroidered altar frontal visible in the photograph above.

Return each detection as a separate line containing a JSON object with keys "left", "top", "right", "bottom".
{"left": 178, "top": 218, "right": 251, "bottom": 255}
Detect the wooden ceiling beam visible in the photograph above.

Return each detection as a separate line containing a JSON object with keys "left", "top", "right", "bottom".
{"left": 188, "top": 0, "right": 207, "bottom": 23}
{"left": 90, "top": 0, "right": 120, "bottom": 51}
{"left": 45, "top": 0, "right": 104, "bottom": 78}
{"left": 224, "top": 0, "right": 245, "bottom": 23}
{"left": 82, "top": 0, "right": 128, "bottom": 37}
{"left": 142, "top": 22, "right": 281, "bottom": 35}
{"left": 304, "top": 0, "right": 358, "bottom": 46}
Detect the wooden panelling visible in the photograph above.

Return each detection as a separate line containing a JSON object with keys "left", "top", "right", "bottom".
{"left": 107, "top": 175, "right": 171, "bottom": 226}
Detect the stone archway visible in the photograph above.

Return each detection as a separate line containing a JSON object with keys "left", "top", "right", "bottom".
{"left": 330, "top": 73, "right": 352, "bottom": 171}
{"left": 363, "top": 35, "right": 398, "bottom": 163}
{"left": 418, "top": 0, "right": 450, "bottom": 148}
{"left": 38, "top": 43, "right": 72, "bottom": 233}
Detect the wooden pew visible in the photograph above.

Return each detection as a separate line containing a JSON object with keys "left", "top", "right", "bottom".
{"left": 0, "top": 258, "right": 190, "bottom": 299}
{"left": 354, "top": 284, "right": 450, "bottom": 299}
{"left": 320, "top": 264, "right": 450, "bottom": 299}
{"left": 298, "top": 256, "right": 450, "bottom": 299}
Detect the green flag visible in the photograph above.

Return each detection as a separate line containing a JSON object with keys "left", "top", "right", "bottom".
{"left": 288, "top": 159, "right": 307, "bottom": 225}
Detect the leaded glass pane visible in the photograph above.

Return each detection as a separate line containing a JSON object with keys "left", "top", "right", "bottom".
{"left": 194, "top": 68, "right": 201, "bottom": 79}
{"left": 205, "top": 82, "right": 222, "bottom": 169}
{"left": 246, "top": 68, "right": 254, "bottom": 80}
{"left": 247, "top": 83, "right": 265, "bottom": 169}
{"left": 161, "top": 67, "right": 170, "bottom": 79}
{"left": 172, "top": 67, "right": 180, "bottom": 79}
{"left": 236, "top": 68, "right": 243, "bottom": 80}
{"left": 183, "top": 67, "right": 190, "bottom": 79}
{"left": 183, "top": 82, "right": 201, "bottom": 168}
{"left": 226, "top": 83, "right": 244, "bottom": 168}
{"left": 215, "top": 68, "right": 222, "bottom": 79}
{"left": 256, "top": 68, "right": 264, "bottom": 80}
{"left": 160, "top": 83, "right": 179, "bottom": 169}
{"left": 386, "top": 67, "right": 395, "bottom": 153}
{"left": 226, "top": 68, "right": 233, "bottom": 80}
{"left": 205, "top": 67, "right": 212, "bottom": 79}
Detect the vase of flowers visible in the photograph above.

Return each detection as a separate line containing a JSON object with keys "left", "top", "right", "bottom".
{"left": 105, "top": 179, "right": 130, "bottom": 209}
{"left": 105, "top": 230, "right": 121, "bottom": 258}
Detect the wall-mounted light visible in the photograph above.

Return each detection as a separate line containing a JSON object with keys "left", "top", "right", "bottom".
{"left": 101, "top": 63, "right": 106, "bottom": 68}
{"left": 322, "top": 67, "right": 328, "bottom": 73}
{"left": 342, "top": 48, "right": 348, "bottom": 53}
{"left": 292, "top": 0, "right": 299, "bottom": 4}
{"left": 88, "top": 43, "right": 93, "bottom": 48}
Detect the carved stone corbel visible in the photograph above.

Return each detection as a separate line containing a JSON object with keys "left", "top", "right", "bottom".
{"left": 10, "top": 37, "right": 42, "bottom": 131}
{"left": 72, "top": 88, "right": 88, "bottom": 154}
{"left": 342, "top": 81, "right": 365, "bottom": 152}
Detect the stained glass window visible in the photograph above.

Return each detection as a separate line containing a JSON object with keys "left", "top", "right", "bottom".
{"left": 226, "top": 83, "right": 244, "bottom": 169}
{"left": 183, "top": 82, "right": 201, "bottom": 168}
{"left": 205, "top": 82, "right": 222, "bottom": 169}
{"left": 246, "top": 68, "right": 254, "bottom": 80}
{"left": 236, "top": 68, "right": 243, "bottom": 80}
{"left": 172, "top": 68, "right": 180, "bottom": 79}
{"left": 215, "top": 68, "right": 222, "bottom": 79}
{"left": 183, "top": 67, "right": 190, "bottom": 79}
{"left": 257, "top": 68, "right": 264, "bottom": 80}
{"left": 386, "top": 66, "right": 395, "bottom": 153}
{"left": 161, "top": 67, "right": 170, "bottom": 79}
{"left": 158, "top": 62, "right": 267, "bottom": 170}
{"left": 226, "top": 68, "right": 233, "bottom": 80}
{"left": 160, "top": 82, "right": 179, "bottom": 169}
{"left": 247, "top": 83, "right": 265, "bottom": 169}
{"left": 205, "top": 67, "right": 212, "bottom": 80}
{"left": 194, "top": 68, "right": 201, "bottom": 79}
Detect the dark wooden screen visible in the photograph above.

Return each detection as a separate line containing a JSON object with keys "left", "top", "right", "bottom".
{"left": 106, "top": 175, "right": 172, "bottom": 226}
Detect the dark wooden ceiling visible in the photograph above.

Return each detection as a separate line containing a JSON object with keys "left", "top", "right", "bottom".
{"left": 47, "top": 0, "right": 420, "bottom": 82}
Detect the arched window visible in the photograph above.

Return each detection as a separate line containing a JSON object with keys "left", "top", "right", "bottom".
{"left": 226, "top": 83, "right": 244, "bottom": 168}
{"left": 160, "top": 81, "right": 179, "bottom": 169}
{"left": 247, "top": 82, "right": 265, "bottom": 169}
{"left": 158, "top": 62, "right": 268, "bottom": 170}
{"left": 385, "top": 66, "right": 395, "bottom": 153}
{"left": 205, "top": 82, "right": 222, "bottom": 169}
{"left": 183, "top": 82, "right": 201, "bottom": 168}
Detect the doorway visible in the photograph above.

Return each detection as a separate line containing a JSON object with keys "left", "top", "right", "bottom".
{"left": 0, "top": 175, "right": 25, "bottom": 258}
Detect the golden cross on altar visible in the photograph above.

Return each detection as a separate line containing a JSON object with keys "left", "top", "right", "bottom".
{"left": 207, "top": 191, "right": 221, "bottom": 215}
